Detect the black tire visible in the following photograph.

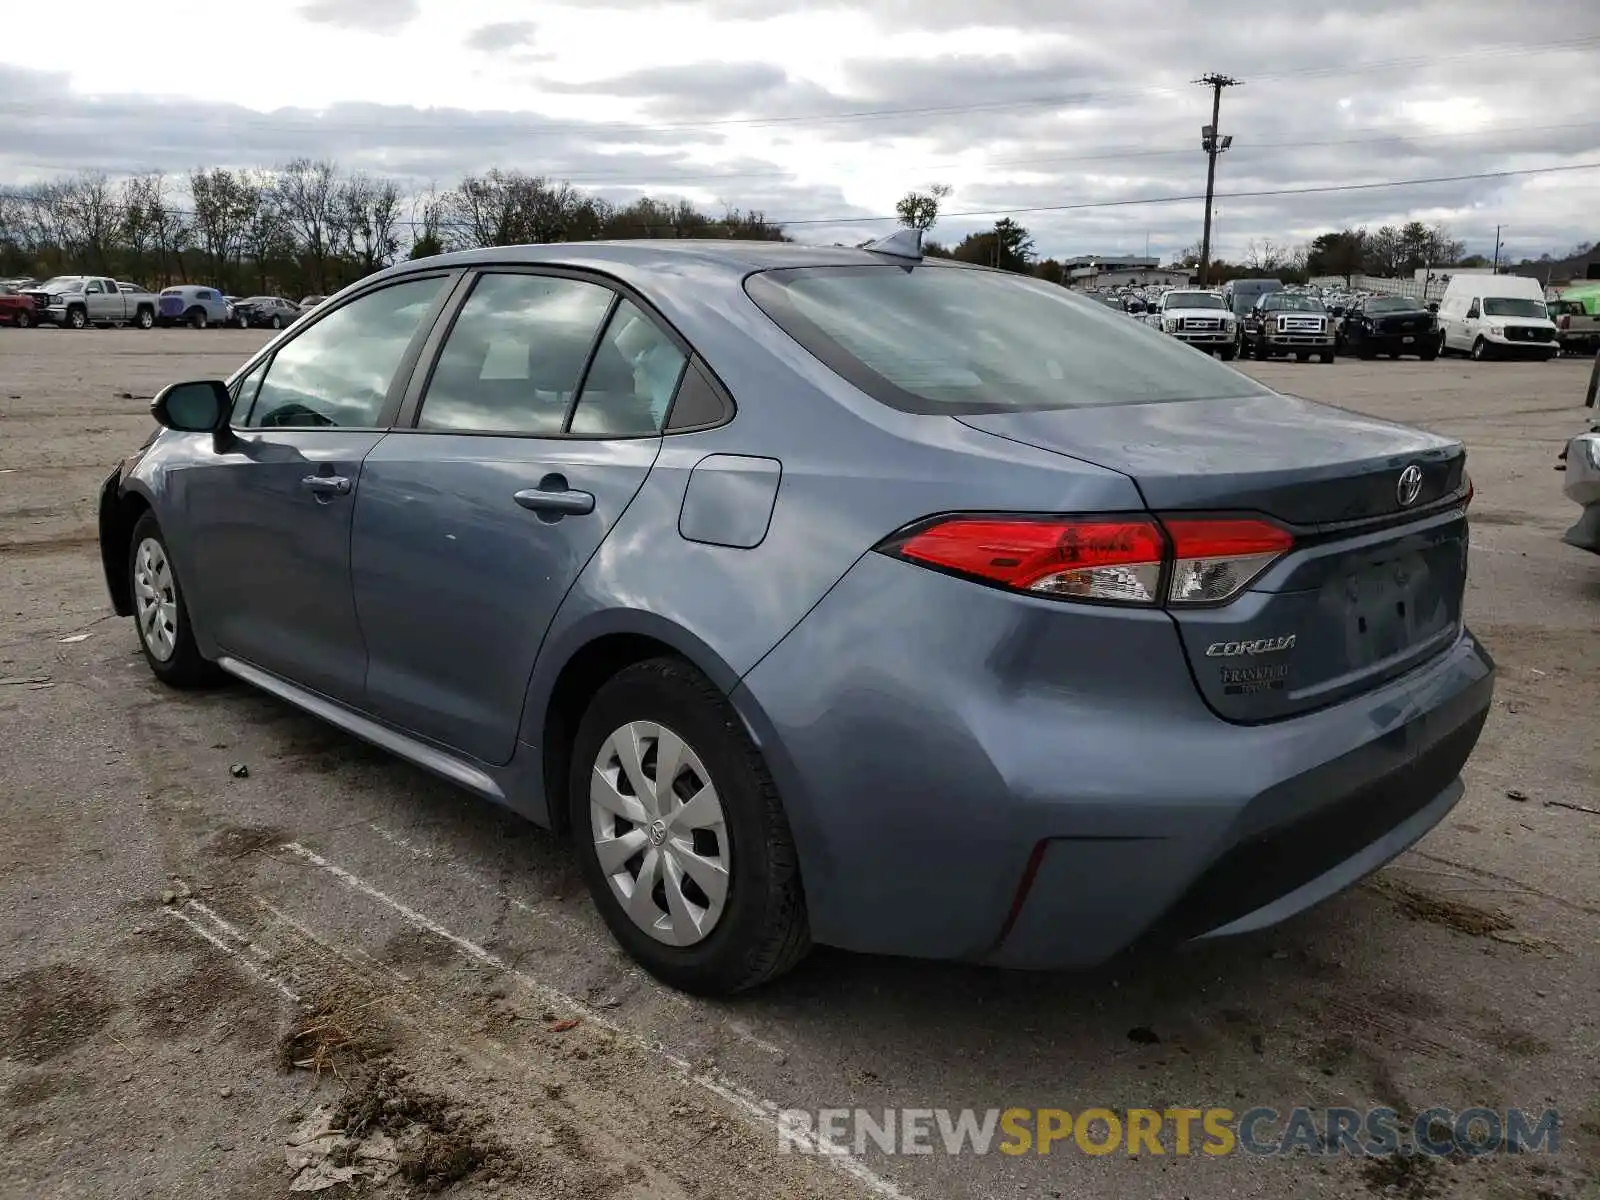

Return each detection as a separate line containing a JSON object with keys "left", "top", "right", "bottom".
{"left": 127, "top": 511, "right": 221, "bottom": 689}
{"left": 1219, "top": 345, "right": 1237, "bottom": 362}
{"left": 269, "top": 314, "right": 283, "bottom": 330}
{"left": 1253, "top": 338, "right": 1270, "bottom": 361}
{"left": 569, "top": 657, "right": 810, "bottom": 995}
{"left": 135, "top": 307, "right": 154, "bottom": 330}
{"left": 1470, "top": 337, "right": 1487, "bottom": 362}
{"left": 1319, "top": 351, "right": 1335, "bottom": 364}
{"left": 1295, "top": 352, "right": 1310, "bottom": 363}
{"left": 187, "top": 307, "right": 208, "bottom": 330}
{"left": 66, "top": 305, "right": 88, "bottom": 330}
{"left": 1419, "top": 346, "right": 1438, "bottom": 362}
{"left": 14, "top": 309, "right": 32, "bottom": 329}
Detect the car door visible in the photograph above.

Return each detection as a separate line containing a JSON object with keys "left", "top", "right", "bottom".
{"left": 350, "top": 270, "right": 685, "bottom": 765}
{"left": 82, "top": 278, "right": 111, "bottom": 322}
{"left": 175, "top": 273, "right": 456, "bottom": 703}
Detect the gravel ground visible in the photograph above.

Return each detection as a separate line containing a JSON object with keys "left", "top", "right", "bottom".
{"left": 1, "top": 327, "right": 1596, "bottom": 1200}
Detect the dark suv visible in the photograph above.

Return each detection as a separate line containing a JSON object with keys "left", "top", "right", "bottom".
{"left": 1242, "top": 293, "right": 1336, "bottom": 363}
{"left": 1340, "top": 296, "right": 1439, "bottom": 361}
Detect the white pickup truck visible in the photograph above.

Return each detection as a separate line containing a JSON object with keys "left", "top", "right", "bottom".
{"left": 20, "top": 276, "right": 157, "bottom": 330}
{"left": 1147, "top": 289, "right": 1238, "bottom": 360}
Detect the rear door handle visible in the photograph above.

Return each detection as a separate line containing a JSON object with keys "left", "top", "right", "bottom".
{"left": 301, "top": 475, "right": 351, "bottom": 496}
{"left": 514, "top": 487, "right": 595, "bottom": 516}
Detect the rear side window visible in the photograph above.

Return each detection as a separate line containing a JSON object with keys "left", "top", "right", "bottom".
{"left": 568, "top": 299, "right": 687, "bottom": 437}
{"left": 417, "top": 273, "right": 615, "bottom": 436}
{"left": 745, "top": 264, "right": 1270, "bottom": 414}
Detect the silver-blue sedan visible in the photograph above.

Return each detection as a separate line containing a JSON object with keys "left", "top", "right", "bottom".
{"left": 96, "top": 233, "right": 1494, "bottom": 993}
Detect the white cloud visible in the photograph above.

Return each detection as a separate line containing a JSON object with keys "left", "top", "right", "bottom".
{"left": 1, "top": 0, "right": 1597, "bottom": 261}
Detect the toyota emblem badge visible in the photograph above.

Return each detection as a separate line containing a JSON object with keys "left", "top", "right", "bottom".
{"left": 1396, "top": 464, "right": 1424, "bottom": 507}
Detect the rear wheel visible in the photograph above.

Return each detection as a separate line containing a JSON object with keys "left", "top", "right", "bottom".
{"left": 569, "top": 658, "right": 810, "bottom": 995}
{"left": 128, "top": 511, "right": 220, "bottom": 688}
{"left": 135, "top": 307, "right": 154, "bottom": 330}
{"left": 187, "top": 307, "right": 208, "bottom": 330}
{"left": 269, "top": 314, "right": 283, "bottom": 330}
{"left": 1419, "top": 345, "right": 1438, "bottom": 362}
{"left": 14, "top": 309, "right": 32, "bottom": 329}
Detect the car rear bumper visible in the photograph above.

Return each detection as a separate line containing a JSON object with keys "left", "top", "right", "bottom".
{"left": 1364, "top": 332, "right": 1435, "bottom": 352}
{"left": 734, "top": 551, "right": 1494, "bottom": 967}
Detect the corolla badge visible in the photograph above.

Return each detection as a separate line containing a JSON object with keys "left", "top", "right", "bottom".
{"left": 1205, "top": 635, "right": 1296, "bottom": 657}
{"left": 1397, "top": 463, "right": 1424, "bottom": 507}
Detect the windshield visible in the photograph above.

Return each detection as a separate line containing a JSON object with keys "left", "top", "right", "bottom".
{"left": 242, "top": 296, "right": 275, "bottom": 305}
{"left": 1367, "top": 297, "right": 1423, "bottom": 312}
{"left": 1166, "top": 293, "right": 1224, "bottom": 309}
{"left": 1483, "top": 297, "right": 1547, "bottom": 319}
{"left": 745, "top": 264, "right": 1271, "bottom": 414}
{"left": 1262, "top": 295, "right": 1326, "bottom": 312}
{"left": 37, "top": 277, "right": 83, "bottom": 293}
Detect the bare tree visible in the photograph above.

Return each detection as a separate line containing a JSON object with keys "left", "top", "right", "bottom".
{"left": 189, "top": 168, "right": 256, "bottom": 286}
{"left": 118, "top": 174, "right": 166, "bottom": 284}
{"left": 1245, "top": 238, "right": 1288, "bottom": 272}
{"left": 236, "top": 172, "right": 288, "bottom": 293}
{"left": 336, "top": 173, "right": 403, "bottom": 276}
{"left": 408, "top": 184, "right": 445, "bottom": 259}
{"left": 274, "top": 158, "right": 341, "bottom": 292}
{"left": 895, "top": 183, "right": 952, "bottom": 232}
{"left": 439, "top": 169, "right": 572, "bottom": 248}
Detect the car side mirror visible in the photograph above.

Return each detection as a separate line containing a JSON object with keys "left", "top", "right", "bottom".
{"left": 152, "top": 380, "right": 234, "bottom": 447}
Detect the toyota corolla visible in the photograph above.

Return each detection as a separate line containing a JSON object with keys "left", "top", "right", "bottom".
{"left": 96, "top": 233, "right": 1493, "bottom": 994}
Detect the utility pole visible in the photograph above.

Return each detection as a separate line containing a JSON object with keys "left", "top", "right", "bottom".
{"left": 1492, "top": 225, "right": 1503, "bottom": 273}
{"left": 1194, "top": 73, "right": 1241, "bottom": 287}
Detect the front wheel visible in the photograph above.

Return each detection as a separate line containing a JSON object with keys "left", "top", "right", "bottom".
{"left": 128, "top": 512, "right": 220, "bottom": 688}
{"left": 1318, "top": 351, "right": 1335, "bottom": 364}
{"left": 1470, "top": 337, "right": 1488, "bottom": 362}
{"left": 570, "top": 658, "right": 810, "bottom": 995}
{"left": 187, "top": 307, "right": 208, "bottom": 330}
{"left": 1219, "top": 345, "right": 1237, "bottom": 362}
{"left": 66, "top": 306, "right": 88, "bottom": 330}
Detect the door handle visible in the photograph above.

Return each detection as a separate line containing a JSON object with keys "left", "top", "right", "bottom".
{"left": 301, "top": 474, "right": 351, "bottom": 496}
{"left": 514, "top": 487, "right": 595, "bottom": 516}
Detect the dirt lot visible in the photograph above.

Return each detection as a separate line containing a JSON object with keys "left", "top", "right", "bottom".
{"left": 1, "top": 327, "right": 1597, "bottom": 1200}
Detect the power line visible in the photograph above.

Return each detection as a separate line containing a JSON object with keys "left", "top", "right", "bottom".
{"left": 13, "top": 117, "right": 1600, "bottom": 196}
{"left": 1, "top": 36, "right": 1594, "bottom": 139}
{"left": 765, "top": 160, "right": 1600, "bottom": 227}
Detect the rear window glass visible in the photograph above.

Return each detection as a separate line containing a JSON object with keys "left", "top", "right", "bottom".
{"left": 744, "top": 264, "right": 1269, "bottom": 414}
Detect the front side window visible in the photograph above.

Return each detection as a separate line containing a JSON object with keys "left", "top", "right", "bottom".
{"left": 569, "top": 299, "right": 687, "bottom": 437}
{"left": 417, "top": 273, "right": 615, "bottom": 435}
{"left": 85, "top": 280, "right": 104, "bottom": 294}
{"left": 746, "top": 264, "right": 1270, "bottom": 415}
{"left": 242, "top": 276, "right": 446, "bottom": 429}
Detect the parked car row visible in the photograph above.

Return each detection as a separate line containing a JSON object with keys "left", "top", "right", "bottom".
{"left": 1134, "top": 273, "right": 1565, "bottom": 365}
{"left": 0, "top": 277, "right": 324, "bottom": 330}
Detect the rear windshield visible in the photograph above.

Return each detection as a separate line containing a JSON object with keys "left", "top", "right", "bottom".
{"left": 1483, "top": 297, "right": 1546, "bottom": 319}
{"left": 744, "top": 264, "right": 1269, "bottom": 414}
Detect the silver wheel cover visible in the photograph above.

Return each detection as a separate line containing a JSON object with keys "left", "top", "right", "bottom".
{"left": 589, "top": 721, "right": 730, "bottom": 946}
{"left": 132, "top": 536, "right": 179, "bottom": 662}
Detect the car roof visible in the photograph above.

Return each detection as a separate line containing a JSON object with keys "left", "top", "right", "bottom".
{"left": 390, "top": 239, "right": 975, "bottom": 283}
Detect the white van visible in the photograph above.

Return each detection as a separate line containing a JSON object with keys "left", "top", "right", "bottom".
{"left": 1437, "top": 274, "right": 1558, "bottom": 361}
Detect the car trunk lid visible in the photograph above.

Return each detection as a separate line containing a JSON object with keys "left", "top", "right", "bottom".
{"left": 958, "top": 392, "right": 1470, "bottom": 722}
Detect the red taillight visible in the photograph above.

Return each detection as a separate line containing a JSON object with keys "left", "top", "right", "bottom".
{"left": 1163, "top": 516, "right": 1294, "bottom": 605}
{"left": 883, "top": 515, "right": 1167, "bottom": 604}
{"left": 878, "top": 513, "right": 1295, "bottom": 606}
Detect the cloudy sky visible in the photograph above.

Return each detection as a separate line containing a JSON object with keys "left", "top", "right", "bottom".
{"left": 2, "top": 0, "right": 1598, "bottom": 263}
